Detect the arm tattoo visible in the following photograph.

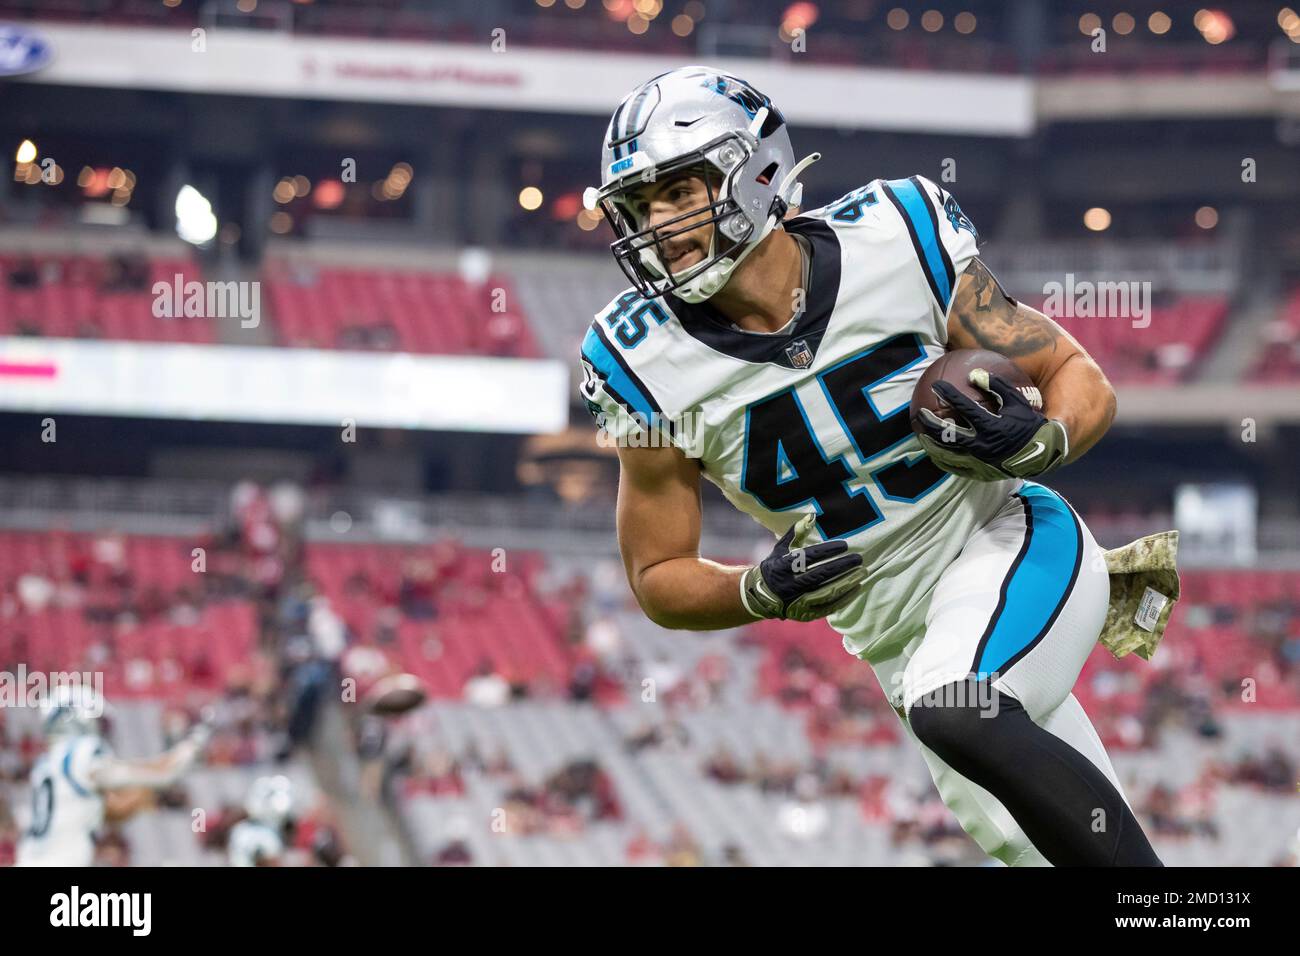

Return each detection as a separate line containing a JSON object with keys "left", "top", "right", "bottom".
{"left": 951, "top": 258, "right": 1059, "bottom": 358}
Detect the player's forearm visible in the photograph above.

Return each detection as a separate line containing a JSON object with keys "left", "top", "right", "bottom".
{"left": 1039, "top": 349, "right": 1117, "bottom": 463}
{"left": 103, "top": 787, "right": 155, "bottom": 822}
{"left": 632, "top": 556, "right": 756, "bottom": 630}
{"left": 93, "top": 734, "right": 205, "bottom": 790}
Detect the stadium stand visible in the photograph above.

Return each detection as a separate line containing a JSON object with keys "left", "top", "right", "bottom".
{"left": 0, "top": 237, "right": 1244, "bottom": 387}
{"left": 309, "top": 540, "right": 577, "bottom": 698}
{"left": 1035, "top": 293, "right": 1231, "bottom": 384}
{"left": 1, "top": 252, "right": 211, "bottom": 343}
{"left": 290, "top": 530, "right": 1300, "bottom": 865}
{"left": 262, "top": 260, "right": 540, "bottom": 357}
{"left": 0, "top": 482, "right": 1296, "bottom": 866}
{"left": 0, "top": 530, "right": 257, "bottom": 698}
{"left": 1250, "top": 286, "right": 1300, "bottom": 382}
{"left": 0, "top": 487, "right": 359, "bottom": 865}
{"left": 0, "top": 247, "right": 545, "bottom": 357}
{"left": 0, "top": 1, "right": 1283, "bottom": 78}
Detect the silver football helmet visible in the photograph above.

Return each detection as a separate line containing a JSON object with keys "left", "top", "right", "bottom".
{"left": 40, "top": 684, "right": 107, "bottom": 740}
{"left": 584, "top": 66, "right": 819, "bottom": 304}
{"left": 245, "top": 774, "right": 294, "bottom": 827}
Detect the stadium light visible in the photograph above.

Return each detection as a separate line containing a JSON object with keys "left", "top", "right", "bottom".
{"left": 782, "top": 3, "right": 819, "bottom": 29}
{"left": 1195, "top": 9, "right": 1234, "bottom": 44}
{"left": 175, "top": 184, "right": 218, "bottom": 245}
{"left": 314, "top": 179, "right": 345, "bottom": 209}
{"left": 519, "top": 186, "right": 544, "bottom": 211}
{"left": 1281, "top": 7, "right": 1300, "bottom": 38}
{"left": 1083, "top": 207, "right": 1111, "bottom": 231}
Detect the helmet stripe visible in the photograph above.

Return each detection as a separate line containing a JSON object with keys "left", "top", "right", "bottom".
{"left": 624, "top": 86, "right": 655, "bottom": 145}
{"left": 609, "top": 95, "right": 629, "bottom": 159}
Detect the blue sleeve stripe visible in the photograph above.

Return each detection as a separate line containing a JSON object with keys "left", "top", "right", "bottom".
{"left": 62, "top": 743, "right": 92, "bottom": 797}
{"left": 882, "top": 177, "right": 956, "bottom": 312}
{"left": 581, "top": 322, "right": 661, "bottom": 422}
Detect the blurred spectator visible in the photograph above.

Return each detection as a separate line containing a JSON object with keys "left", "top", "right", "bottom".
{"left": 7, "top": 256, "right": 39, "bottom": 289}
{"left": 464, "top": 659, "right": 510, "bottom": 708}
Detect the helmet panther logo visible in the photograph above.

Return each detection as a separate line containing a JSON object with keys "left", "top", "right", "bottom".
{"left": 944, "top": 194, "right": 978, "bottom": 240}
{"left": 702, "top": 74, "right": 782, "bottom": 134}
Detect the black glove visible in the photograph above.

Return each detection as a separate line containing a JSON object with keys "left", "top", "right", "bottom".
{"left": 916, "top": 368, "right": 1068, "bottom": 480}
{"left": 740, "top": 515, "right": 867, "bottom": 621}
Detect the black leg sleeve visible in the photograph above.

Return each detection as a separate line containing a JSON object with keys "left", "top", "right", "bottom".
{"left": 908, "top": 679, "right": 1162, "bottom": 867}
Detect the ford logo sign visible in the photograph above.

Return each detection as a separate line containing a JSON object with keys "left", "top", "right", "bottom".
{"left": 0, "top": 24, "right": 53, "bottom": 77}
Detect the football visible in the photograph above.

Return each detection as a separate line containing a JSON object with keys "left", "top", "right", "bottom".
{"left": 364, "top": 673, "right": 428, "bottom": 717}
{"left": 909, "top": 348, "right": 1040, "bottom": 436}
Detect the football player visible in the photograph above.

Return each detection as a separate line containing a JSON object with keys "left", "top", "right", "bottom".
{"left": 227, "top": 774, "right": 293, "bottom": 867}
{"left": 16, "top": 686, "right": 209, "bottom": 867}
{"left": 579, "top": 67, "right": 1161, "bottom": 866}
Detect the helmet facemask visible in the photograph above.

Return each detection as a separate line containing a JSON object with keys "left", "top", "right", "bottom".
{"left": 595, "top": 132, "right": 766, "bottom": 303}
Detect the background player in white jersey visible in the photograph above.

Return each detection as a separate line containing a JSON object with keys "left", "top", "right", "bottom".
{"left": 227, "top": 774, "right": 293, "bottom": 867}
{"left": 16, "top": 686, "right": 209, "bottom": 867}
{"left": 580, "top": 67, "right": 1165, "bottom": 866}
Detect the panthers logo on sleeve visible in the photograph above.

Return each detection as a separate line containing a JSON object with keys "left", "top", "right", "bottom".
{"left": 943, "top": 192, "right": 978, "bottom": 241}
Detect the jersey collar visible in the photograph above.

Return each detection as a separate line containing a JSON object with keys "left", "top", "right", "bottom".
{"left": 660, "top": 216, "right": 841, "bottom": 368}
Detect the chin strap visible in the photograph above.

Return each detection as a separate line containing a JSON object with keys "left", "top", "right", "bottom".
{"left": 673, "top": 150, "right": 823, "bottom": 304}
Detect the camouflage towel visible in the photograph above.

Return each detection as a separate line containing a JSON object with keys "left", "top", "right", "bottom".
{"left": 1099, "top": 530, "right": 1180, "bottom": 661}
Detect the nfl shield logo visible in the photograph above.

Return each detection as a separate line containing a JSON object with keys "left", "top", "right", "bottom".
{"left": 785, "top": 339, "right": 814, "bottom": 369}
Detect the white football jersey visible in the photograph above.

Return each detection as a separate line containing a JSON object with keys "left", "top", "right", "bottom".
{"left": 16, "top": 734, "right": 110, "bottom": 867}
{"left": 228, "top": 819, "right": 284, "bottom": 867}
{"left": 580, "top": 175, "right": 1016, "bottom": 662}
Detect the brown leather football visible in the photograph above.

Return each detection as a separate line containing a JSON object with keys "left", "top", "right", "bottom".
{"left": 909, "top": 348, "right": 1039, "bottom": 435}
{"left": 364, "top": 672, "right": 428, "bottom": 716}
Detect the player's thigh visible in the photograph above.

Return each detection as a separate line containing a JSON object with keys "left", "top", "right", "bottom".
{"left": 902, "top": 481, "right": 1109, "bottom": 721}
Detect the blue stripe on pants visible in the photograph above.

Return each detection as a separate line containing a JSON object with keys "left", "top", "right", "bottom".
{"left": 973, "top": 484, "right": 1083, "bottom": 679}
